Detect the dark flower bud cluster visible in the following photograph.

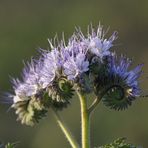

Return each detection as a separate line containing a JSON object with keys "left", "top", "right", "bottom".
{"left": 10, "top": 25, "right": 142, "bottom": 126}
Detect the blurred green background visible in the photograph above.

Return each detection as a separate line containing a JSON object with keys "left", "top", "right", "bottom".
{"left": 0, "top": 0, "right": 148, "bottom": 147}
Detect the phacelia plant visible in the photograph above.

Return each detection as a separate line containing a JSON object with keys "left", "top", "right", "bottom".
{"left": 9, "top": 24, "right": 143, "bottom": 148}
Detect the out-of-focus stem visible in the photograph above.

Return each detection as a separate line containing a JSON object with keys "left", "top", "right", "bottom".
{"left": 52, "top": 108, "right": 80, "bottom": 148}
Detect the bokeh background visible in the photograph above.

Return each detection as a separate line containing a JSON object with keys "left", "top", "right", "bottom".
{"left": 0, "top": 0, "right": 148, "bottom": 147}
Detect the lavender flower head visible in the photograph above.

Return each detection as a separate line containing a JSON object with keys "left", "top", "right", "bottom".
{"left": 9, "top": 24, "right": 143, "bottom": 126}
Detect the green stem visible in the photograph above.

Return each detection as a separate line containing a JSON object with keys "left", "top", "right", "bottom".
{"left": 77, "top": 91, "right": 90, "bottom": 148}
{"left": 88, "top": 97, "right": 101, "bottom": 116}
{"left": 52, "top": 108, "right": 80, "bottom": 148}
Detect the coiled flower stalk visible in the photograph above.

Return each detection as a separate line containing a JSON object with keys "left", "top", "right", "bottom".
{"left": 47, "top": 77, "right": 74, "bottom": 110}
{"left": 94, "top": 55, "right": 142, "bottom": 110}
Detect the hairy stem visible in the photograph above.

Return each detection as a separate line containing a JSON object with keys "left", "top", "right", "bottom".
{"left": 52, "top": 108, "right": 80, "bottom": 148}
{"left": 77, "top": 91, "right": 90, "bottom": 148}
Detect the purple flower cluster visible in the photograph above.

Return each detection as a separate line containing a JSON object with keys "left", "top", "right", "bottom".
{"left": 97, "top": 55, "right": 143, "bottom": 110}
{"left": 10, "top": 25, "right": 143, "bottom": 125}
{"left": 12, "top": 60, "right": 41, "bottom": 103}
{"left": 108, "top": 55, "right": 143, "bottom": 98}
{"left": 12, "top": 25, "right": 117, "bottom": 102}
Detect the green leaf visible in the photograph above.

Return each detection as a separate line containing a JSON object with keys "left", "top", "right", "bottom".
{"left": 99, "top": 137, "right": 142, "bottom": 148}
{"left": 5, "top": 142, "right": 18, "bottom": 148}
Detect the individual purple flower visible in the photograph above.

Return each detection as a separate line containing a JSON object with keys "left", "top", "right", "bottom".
{"left": 11, "top": 60, "right": 41, "bottom": 102}
{"left": 22, "top": 59, "right": 42, "bottom": 86}
{"left": 76, "top": 25, "right": 118, "bottom": 59}
{"left": 63, "top": 37, "right": 89, "bottom": 80}
{"left": 11, "top": 79, "right": 33, "bottom": 103}
{"left": 39, "top": 47, "right": 62, "bottom": 88}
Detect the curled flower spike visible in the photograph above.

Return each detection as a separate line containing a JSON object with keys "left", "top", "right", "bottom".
{"left": 47, "top": 77, "right": 74, "bottom": 110}
{"left": 39, "top": 46, "right": 74, "bottom": 109}
{"left": 10, "top": 60, "right": 50, "bottom": 126}
{"left": 95, "top": 55, "right": 143, "bottom": 110}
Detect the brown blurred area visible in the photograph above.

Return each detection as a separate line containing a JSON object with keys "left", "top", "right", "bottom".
{"left": 0, "top": 0, "right": 148, "bottom": 147}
